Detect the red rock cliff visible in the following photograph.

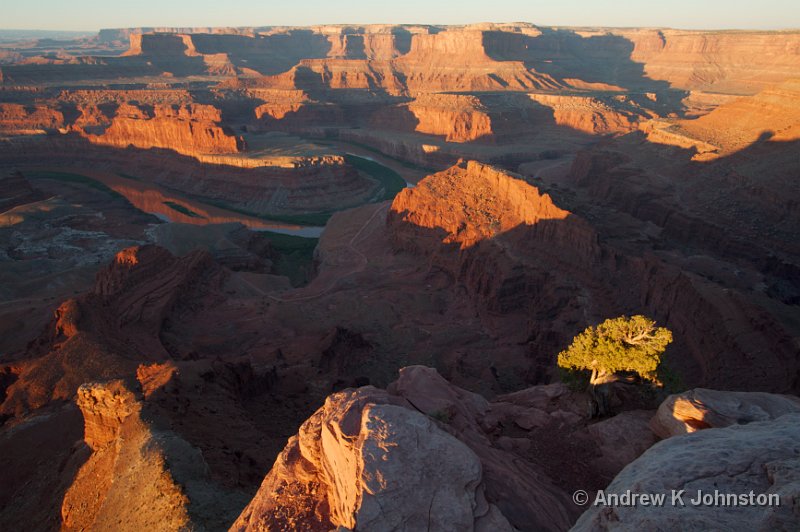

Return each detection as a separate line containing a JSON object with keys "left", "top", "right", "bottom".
{"left": 388, "top": 160, "right": 600, "bottom": 313}
{"left": 0, "top": 103, "right": 65, "bottom": 132}
{"left": 84, "top": 102, "right": 244, "bottom": 155}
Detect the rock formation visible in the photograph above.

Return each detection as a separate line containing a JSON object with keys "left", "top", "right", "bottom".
{"left": 232, "top": 385, "right": 514, "bottom": 531}
{"left": 573, "top": 413, "right": 800, "bottom": 531}
{"left": 0, "top": 170, "right": 45, "bottom": 212}
{"left": 372, "top": 94, "right": 494, "bottom": 142}
{"left": 3, "top": 24, "right": 799, "bottom": 96}
{"left": 0, "top": 103, "right": 65, "bottom": 133}
{"left": 234, "top": 366, "right": 606, "bottom": 531}
{"left": 386, "top": 159, "right": 798, "bottom": 393}
{"left": 62, "top": 378, "right": 244, "bottom": 531}
{"left": 650, "top": 388, "right": 800, "bottom": 438}
{"left": 528, "top": 93, "right": 645, "bottom": 135}
{"left": 620, "top": 29, "right": 800, "bottom": 94}
{"left": 105, "top": 25, "right": 800, "bottom": 97}
{"left": 61, "top": 380, "right": 193, "bottom": 531}
{"left": 0, "top": 245, "right": 224, "bottom": 416}
{"left": 0, "top": 134, "right": 376, "bottom": 217}
{"left": 655, "top": 78, "right": 800, "bottom": 157}
{"left": 83, "top": 102, "right": 245, "bottom": 155}
{"left": 390, "top": 160, "right": 571, "bottom": 247}
{"left": 388, "top": 160, "right": 601, "bottom": 324}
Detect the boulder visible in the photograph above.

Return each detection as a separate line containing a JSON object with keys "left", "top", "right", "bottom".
{"left": 389, "top": 367, "right": 580, "bottom": 530}
{"left": 650, "top": 388, "right": 800, "bottom": 439}
{"left": 573, "top": 414, "right": 800, "bottom": 531}
{"left": 231, "top": 385, "right": 513, "bottom": 531}
{"left": 585, "top": 410, "right": 659, "bottom": 478}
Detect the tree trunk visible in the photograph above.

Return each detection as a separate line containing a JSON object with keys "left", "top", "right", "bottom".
{"left": 588, "top": 369, "right": 611, "bottom": 418}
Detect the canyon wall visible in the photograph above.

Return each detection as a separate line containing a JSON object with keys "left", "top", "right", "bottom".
{"left": 83, "top": 103, "right": 244, "bottom": 155}
{"left": 0, "top": 103, "right": 65, "bottom": 132}
{"left": 619, "top": 29, "right": 800, "bottom": 94}
{"left": 370, "top": 94, "right": 494, "bottom": 142}
{"left": 2, "top": 22, "right": 799, "bottom": 532}
{"left": 672, "top": 78, "right": 800, "bottom": 154}
{"left": 528, "top": 94, "right": 644, "bottom": 135}
{"left": 3, "top": 25, "right": 799, "bottom": 96}
{"left": 408, "top": 94, "right": 492, "bottom": 141}
{"left": 0, "top": 135, "right": 376, "bottom": 217}
{"left": 387, "top": 160, "right": 798, "bottom": 392}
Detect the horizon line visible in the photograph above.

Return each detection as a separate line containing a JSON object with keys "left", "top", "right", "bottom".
{"left": 2, "top": 23, "right": 800, "bottom": 33}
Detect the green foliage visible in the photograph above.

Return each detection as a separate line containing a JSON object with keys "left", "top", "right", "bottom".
{"left": 558, "top": 366, "right": 591, "bottom": 392}
{"left": 655, "top": 362, "right": 686, "bottom": 393}
{"left": 344, "top": 154, "right": 407, "bottom": 202}
{"left": 336, "top": 140, "right": 435, "bottom": 171}
{"left": 558, "top": 315, "right": 673, "bottom": 384}
{"left": 27, "top": 171, "right": 125, "bottom": 200}
{"left": 429, "top": 409, "right": 452, "bottom": 424}
{"left": 206, "top": 155, "right": 407, "bottom": 226}
{"left": 260, "top": 231, "right": 318, "bottom": 287}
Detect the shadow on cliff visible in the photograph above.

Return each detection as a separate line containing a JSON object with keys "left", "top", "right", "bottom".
{"left": 477, "top": 91, "right": 606, "bottom": 144}
{"left": 255, "top": 71, "right": 418, "bottom": 139}
{"left": 570, "top": 130, "right": 800, "bottom": 303}
{"left": 392, "top": 27, "right": 414, "bottom": 55}
{"left": 560, "top": 131, "right": 800, "bottom": 388}
{"left": 261, "top": 86, "right": 641, "bottom": 171}
{"left": 191, "top": 31, "right": 332, "bottom": 75}
{"left": 388, "top": 160, "right": 799, "bottom": 395}
{"left": 1, "top": 30, "right": 335, "bottom": 83}
{"left": 0, "top": 403, "right": 90, "bottom": 530}
{"left": 387, "top": 205, "right": 623, "bottom": 388}
{"left": 1, "top": 56, "right": 167, "bottom": 84}
{"left": 0, "top": 133, "right": 376, "bottom": 225}
{"left": 485, "top": 28, "right": 689, "bottom": 117}
{"left": 262, "top": 88, "right": 606, "bottom": 166}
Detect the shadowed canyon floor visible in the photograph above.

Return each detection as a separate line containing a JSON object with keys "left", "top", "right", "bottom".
{"left": 1, "top": 22, "right": 799, "bottom": 531}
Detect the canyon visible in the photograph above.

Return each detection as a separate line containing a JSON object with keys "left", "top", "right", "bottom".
{"left": 0, "top": 22, "right": 799, "bottom": 531}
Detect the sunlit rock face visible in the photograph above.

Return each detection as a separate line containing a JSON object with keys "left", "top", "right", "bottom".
{"left": 641, "top": 78, "right": 800, "bottom": 162}
{"left": 105, "top": 25, "right": 800, "bottom": 93}
{"left": 527, "top": 93, "right": 644, "bottom": 135}
{"left": 233, "top": 366, "right": 589, "bottom": 531}
{"left": 387, "top": 160, "right": 598, "bottom": 297}
{"left": 82, "top": 103, "right": 245, "bottom": 156}
{"left": 649, "top": 388, "right": 800, "bottom": 438}
{"left": 0, "top": 104, "right": 65, "bottom": 133}
{"left": 61, "top": 379, "right": 243, "bottom": 531}
{"left": 621, "top": 29, "right": 800, "bottom": 93}
{"left": 389, "top": 160, "right": 574, "bottom": 250}
{"left": 231, "top": 385, "right": 513, "bottom": 531}
{"left": 387, "top": 159, "right": 599, "bottom": 318}
{"left": 62, "top": 380, "right": 194, "bottom": 532}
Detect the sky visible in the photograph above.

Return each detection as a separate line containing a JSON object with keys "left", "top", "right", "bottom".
{"left": 2, "top": 0, "right": 799, "bottom": 32}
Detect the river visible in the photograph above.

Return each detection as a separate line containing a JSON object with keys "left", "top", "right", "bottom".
{"left": 31, "top": 154, "right": 410, "bottom": 239}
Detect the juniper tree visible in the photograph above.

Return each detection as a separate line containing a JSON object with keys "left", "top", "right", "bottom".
{"left": 558, "top": 315, "right": 673, "bottom": 415}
